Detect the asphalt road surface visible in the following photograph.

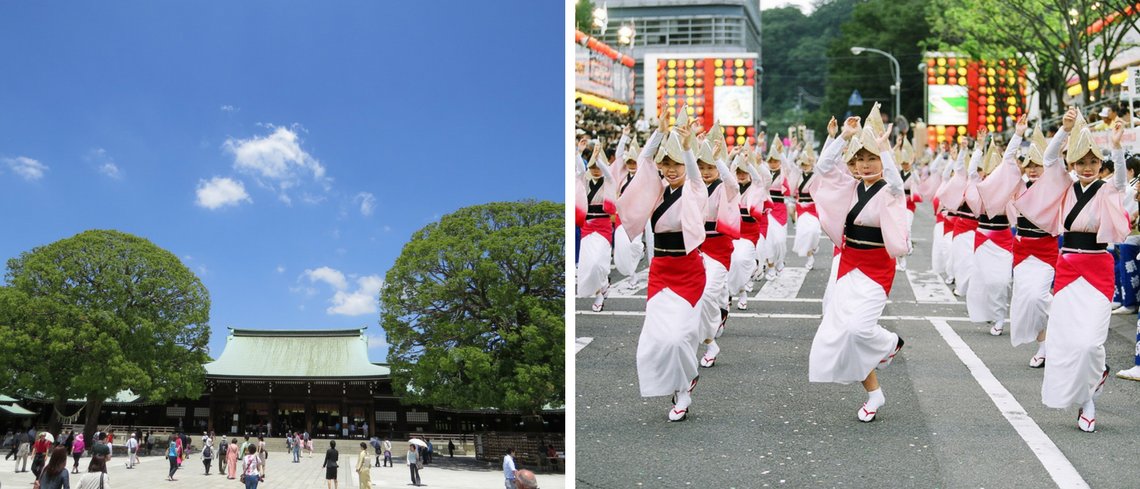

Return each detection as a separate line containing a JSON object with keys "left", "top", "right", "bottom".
{"left": 575, "top": 207, "right": 1140, "bottom": 489}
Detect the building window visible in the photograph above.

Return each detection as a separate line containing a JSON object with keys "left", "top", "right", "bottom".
{"left": 375, "top": 411, "right": 397, "bottom": 422}
{"left": 166, "top": 407, "right": 186, "bottom": 418}
{"left": 598, "top": 17, "right": 745, "bottom": 48}
{"left": 406, "top": 411, "right": 429, "bottom": 424}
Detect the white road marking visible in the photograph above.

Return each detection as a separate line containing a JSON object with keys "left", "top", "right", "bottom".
{"left": 578, "top": 310, "right": 967, "bottom": 322}
{"left": 608, "top": 270, "right": 648, "bottom": 296}
{"left": 755, "top": 267, "right": 809, "bottom": 300}
{"left": 906, "top": 269, "right": 958, "bottom": 303}
{"left": 575, "top": 337, "right": 594, "bottom": 354}
{"left": 928, "top": 319, "right": 1089, "bottom": 489}
{"left": 600, "top": 295, "right": 959, "bottom": 305}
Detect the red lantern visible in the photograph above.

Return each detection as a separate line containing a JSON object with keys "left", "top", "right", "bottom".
{"left": 746, "top": 69, "right": 755, "bottom": 78}
{"left": 745, "top": 59, "right": 754, "bottom": 68}
{"left": 696, "top": 78, "right": 704, "bottom": 87}
{"left": 948, "top": 58, "right": 957, "bottom": 67}
{"left": 746, "top": 78, "right": 754, "bottom": 86}
{"left": 696, "top": 59, "right": 704, "bottom": 68}
{"left": 696, "top": 106, "right": 705, "bottom": 116}
{"left": 928, "top": 76, "right": 936, "bottom": 84}
{"left": 946, "top": 126, "right": 957, "bottom": 136}
{"left": 927, "top": 59, "right": 936, "bottom": 67}
{"left": 746, "top": 127, "right": 756, "bottom": 136}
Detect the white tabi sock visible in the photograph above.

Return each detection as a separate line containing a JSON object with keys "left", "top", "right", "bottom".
{"left": 704, "top": 340, "right": 720, "bottom": 359}
{"left": 674, "top": 389, "right": 692, "bottom": 410}
{"left": 866, "top": 388, "right": 885, "bottom": 411}
{"left": 1081, "top": 399, "right": 1095, "bottom": 420}
{"left": 1034, "top": 341, "right": 1046, "bottom": 358}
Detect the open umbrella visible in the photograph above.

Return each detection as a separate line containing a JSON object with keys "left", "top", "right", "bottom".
{"left": 408, "top": 438, "right": 427, "bottom": 448}
{"left": 40, "top": 432, "right": 54, "bottom": 443}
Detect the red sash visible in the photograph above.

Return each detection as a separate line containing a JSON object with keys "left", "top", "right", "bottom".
{"left": 1013, "top": 235, "right": 1058, "bottom": 269}
{"left": 1053, "top": 252, "right": 1114, "bottom": 301}
{"left": 701, "top": 234, "right": 733, "bottom": 270}
{"left": 757, "top": 212, "right": 769, "bottom": 238}
{"left": 767, "top": 200, "right": 788, "bottom": 226}
{"left": 648, "top": 250, "right": 706, "bottom": 306}
{"left": 795, "top": 202, "right": 818, "bottom": 218}
{"left": 974, "top": 227, "right": 1014, "bottom": 252}
{"left": 581, "top": 217, "right": 614, "bottom": 244}
{"left": 837, "top": 243, "right": 896, "bottom": 295}
{"left": 740, "top": 219, "right": 761, "bottom": 244}
{"left": 905, "top": 199, "right": 917, "bottom": 212}
{"left": 952, "top": 216, "right": 978, "bottom": 237}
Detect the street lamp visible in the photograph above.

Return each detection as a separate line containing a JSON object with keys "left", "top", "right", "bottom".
{"left": 851, "top": 46, "right": 901, "bottom": 121}
{"left": 592, "top": 4, "right": 608, "bottom": 35}
{"left": 918, "top": 63, "right": 928, "bottom": 124}
{"left": 618, "top": 24, "right": 635, "bottom": 46}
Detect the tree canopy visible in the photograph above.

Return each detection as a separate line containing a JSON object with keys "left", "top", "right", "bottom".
{"left": 0, "top": 230, "right": 211, "bottom": 438}
{"left": 380, "top": 201, "right": 564, "bottom": 417}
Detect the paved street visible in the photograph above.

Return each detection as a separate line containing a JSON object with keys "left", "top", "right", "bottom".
{"left": 576, "top": 208, "right": 1140, "bottom": 488}
{"left": 0, "top": 444, "right": 565, "bottom": 489}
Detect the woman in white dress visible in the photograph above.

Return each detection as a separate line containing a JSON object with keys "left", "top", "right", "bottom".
{"left": 613, "top": 128, "right": 647, "bottom": 287}
{"left": 1015, "top": 108, "right": 1129, "bottom": 432}
{"left": 694, "top": 128, "right": 741, "bottom": 367}
{"left": 762, "top": 136, "right": 796, "bottom": 279}
{"left": 617, "top": 110, "right": 709, "bottom": 422}
{"left": 967, "top": 125, "right": 1020, "bottom": 335}
{"left": 808, "top": 104, "right": 909, "bottom": 422}
{"left": 792, "top": 148, "right": 822, "bottom": 269}
{"left": 727, "top": 148, "right": 769, "bottom": 310}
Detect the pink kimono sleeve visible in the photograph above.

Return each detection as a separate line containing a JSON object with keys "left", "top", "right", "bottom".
{"left": 976, "top": 156, "right": 1022, "bottom": 216}
{"left": 813, "top": 169, "right": 857, "bottom": 246}
{"left": 1013, "top": 160, "right": 1069, "bottom": 236}
{"left": 616, "top": 155, "right": 663, "bottom": 239}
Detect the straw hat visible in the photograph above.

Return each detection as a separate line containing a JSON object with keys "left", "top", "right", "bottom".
{"left": 655, "top": 106, "right": 690, "bottom": 164}
{"left": 1024, "top": 124, "right": 1047, "bottom": 167}
{"left": 843, "top": 102, "right": 887, "bottom": 162}
{"left": 1066, "top": 109, "right": 1105, "bottom": 163}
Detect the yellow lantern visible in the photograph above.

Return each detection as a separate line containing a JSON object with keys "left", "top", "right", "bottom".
{"left": 715, "top": 78, "right": 724, "bottom": 86}
{"left": 987, "top": 105, "right": 996, "bottom": 114}
{"left": 737, "top": 136, "right": 746, "bottom": 145}
{"left": 936, "top": 125, "right": 946, "bottom": 134}
{"left": 668, "top": 60, "right": 677, "bottom": 68}
{"left": 669, "top": 116, "right": 677, "bottom": 125}
{"left": 667, "top": 69, "right": 676, "bottom": 78}
{"left": 735, "top": 59, "right": 744, "bottom": 68}
{"left": 715, "top": 68, "right": 724, "bottom": 77}
{"left": 988, "top": 124, "right": 995, "bottom": 131}
{"left": 937, "top": 66, "right": 947, "bottom": 75}
{"left": 686, "top": 87, "right": 694, "bottom": 96}
{"left": 958, "top": 77, "right": 967, "bottom": 85}
{"left": 667, "top": 79, "right": 676, "bottom": 87}
{"left": 685, "top": 69, "right": 694, "bottom": 78}
{"left": 668, "top": 97, "right": 677, "bottom": 106}
{"left": 937, "top": 135, "right": 946, "bottom": 143}
{"left": 736, "top": 78, "right": 744, "bottom": 86}
{"left": 685, "top": 59, "right": 694, "bottom": 68}
{"left": 957, "top": 126, "right": 966, "bottom": 134}
{"left": 667, "top": 88, "right": 676, "bottom": 96}
{"left": 1007, "top": 106, "right": 1017, "bottom": 115}
{"left": 987, "top": 68, "right": 996, "bottom": 76}
{"left": 937, "top": 76, "right": 945, "bottom": 84}
{"left": 737, "top": 127, "right": 746, "bottom": 136}
{"left": 686, "top": 106, "right": 694, "bottom": 115}
{"left": 1007, "top": 96, "right": 1017, "bottom": 106}
{"left": 687, "top": 96, "right": 695, "bottom": 106}
{"left": 714, "top": 59, "right": 723, "bottom": 67}
{"left": 937, "top": 58, "right": 947, "bottom": 66}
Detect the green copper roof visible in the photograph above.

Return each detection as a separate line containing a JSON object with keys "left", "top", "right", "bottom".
{"left": 204, "top": 328, "right": 390, "bottom": 379}
{"left": 0, "top": 404, "right": 36, "bottom": 416}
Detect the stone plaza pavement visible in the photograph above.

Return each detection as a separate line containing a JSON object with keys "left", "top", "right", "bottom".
{"left": 0, "top": 449, "right": 565, "bottom": 488}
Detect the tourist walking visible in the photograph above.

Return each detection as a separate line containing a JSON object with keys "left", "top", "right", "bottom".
{"left": 70, "top": 433, "right": 84, "bottom": 474}
{"left": 35, "top": 447, "right": 70, "bottom": 489}
{"left": 503, "top": 448, "right": 519, "bottom": 489}
{"left": 125, "top": 433, "right": 139, "bottom": 469}
{"left": 226, "top": 438, "right": 239, "bottom": 479}
{"left": 14, "top": 429, "right": 30, "bottom": 472}
{"left": 218, "top": 435, "right": 228, "bottom": 473}
{"left": 76, "top": 452, "right": 109, "bottom": 489}
{"left": 31, "top": 432, "right": 51, "bottom": 477}
{"left": 304, "top": 431, "right": 313, "bottom": 458}
{"left": 356, "top": 442, "right": 371, "bottom": 489}
{"left": 448, "top": 440, "right": 455, "bottom": 458}
{"left": 369, "top": 436, "right": 380, "bottom": 466}
{"left": 406, "top": 443, "right": 421, "bottom": 486}
{"left": 242, "top": 444, "right": 263, "bottom": 489}
{"left": 166, "top": 438, "right": 179, "bottom": 481}
{"left": 256, "top": 436, "right": 267, "bottom": 477}
{"left": 382, "top": 438, "right": 392, "bottom": 467}
{"left": 292, "top": 432, "right": 301, "bottom": 463}
{"left": 201, "top": 436, "right": 214, "bottom": 474}
{"left": 322, "top": 440, "right": 339, "bottom": 489}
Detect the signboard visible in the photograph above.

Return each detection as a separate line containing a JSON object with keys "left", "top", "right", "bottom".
{"left": 713, "top": 86, "right": 754, "bottom": 126}
{"left": 1129, "top": 66, "right": 1140, "bottom": 99}
{"left": 1090, "top": 127, "right": 1140, "bottom": 152}
{"left": 928, "top": 85, "right": 969, "bottom": 126}
{"left": 575, "top": 43, "right": 635, "bottom": 104}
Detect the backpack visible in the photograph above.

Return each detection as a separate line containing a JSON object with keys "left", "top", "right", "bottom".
{"left": 203, "top": 444, "right": 213, "bottom": 458}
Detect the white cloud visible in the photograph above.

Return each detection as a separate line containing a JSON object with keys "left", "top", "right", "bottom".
{"left": 3, "top": 156, "right": 48, "bottom": 181}
{"left": 383, "top": 225, "right": 392, "bottom": 232}
{"left": 302, "top": 266, "right": 348, "bottom": 290}
{"left": 299, "top": 267, "right": 383, "bottom": 316}
{"left": 328, "top": 275, "right": 384, "bottom": 316}
{"left": 223, "top": 125, "right": 330, "bottom": 203}
{"left": 355, "top": 192, "right": 376, "bottom": 216}
{"left": 87, "top": 149, "right": 122, "bottom": 179}
{"left": 195, "top": 177, "right": 251, "bottom": 209}
{"left": 220, "top": 105, "right": 238, "bottom": 113}
{"left": 276, "top": 265, "right": 286, "bottom": 274}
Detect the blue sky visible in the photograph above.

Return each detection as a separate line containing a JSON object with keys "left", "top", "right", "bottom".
{"left": 0, "top": 1, "right": 564, "bottom": 361}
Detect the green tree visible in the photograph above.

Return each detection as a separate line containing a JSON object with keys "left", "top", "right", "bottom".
{"left": 0, "top": 230, "right": 211, "bottom": 442}
{"left": 380, "top": 201, "right": 564, "bottom": 420}
{"left": 817, "top": 0, "right": 931, "bottom": 128}
{"left": 928, "top": 0, "right": 1140, "bottom": 118}
{"left": 576, "top": 0, "right": 595, "bottom": 33}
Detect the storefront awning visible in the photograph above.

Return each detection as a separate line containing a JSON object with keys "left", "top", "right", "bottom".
{"left": 575, "top": 91, "right": 630, "bottom": 114}
{"left": 0, "top": 404, "right": 36, "bottom": 417}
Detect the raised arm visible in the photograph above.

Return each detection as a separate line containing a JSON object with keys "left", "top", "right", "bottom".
{"left": 717, "top": 151, "right": 740, "bottom": 201}
{"left": 1111, "top": 119, "right": 1127, "bottom": 191}
{"left": 877, "top": 125, "right": 904, "bottom": 196}
{"left": 817, "top": 116, "right": 856, "bottom": 175}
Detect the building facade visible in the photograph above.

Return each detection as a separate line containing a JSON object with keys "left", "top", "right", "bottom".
{"left": 592, "top": 0, "right": 763, "bottom": 116}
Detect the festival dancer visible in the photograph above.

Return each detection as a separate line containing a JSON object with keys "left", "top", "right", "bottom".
{"left": 613, "top": 127, "right": 647, "bottom": 288}
{"left": 971, "top": 119, "right": 1027, "bottom": 336}
{"left": 762, "top": 135, "right": 796, "bottom": 279}
{"left": 575, "top": 141, "right": 617, "bottom": 312}
{"left": 977, "top": 120, "right": 1055, "bottom": 366}
{"left": 792, "top": 147, "right": 822, "bottom": 270}
{"left": 617, "top": 110, "right": 708, "bottom": 422}
{"left": 896, "top": 137, "right": 921, "bottom": 271}
{"left": 938, "top": 134, "right": 984, "bottom": 297}
{"left": 918, "top": 142, "right": 953, "bottom": 280}
{"left": 695, "top": 127, "right": 741, "bottom": 367}
{"left": 808, "top": 104, "right": 909, "bottom": 423}
{"left": 727, "top": 145, "right": 770, "bottom": 310}
{"left": 1015, "top": 108, "right": 1128, "bottom": 432}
